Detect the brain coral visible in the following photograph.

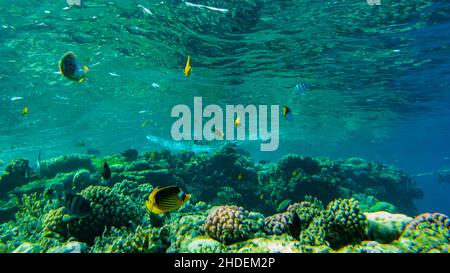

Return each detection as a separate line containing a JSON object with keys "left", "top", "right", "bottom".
{"left": 398, "top": 213, "right": 450, "bottom": 253}
{"left": 202, "top": 205, "right": 264, "bottom": 245}
{"left": 43, "top": 186, "right": 142, "bottom": 243}
{"left": 402, "top": 212, "right": 450, "bottom": 234}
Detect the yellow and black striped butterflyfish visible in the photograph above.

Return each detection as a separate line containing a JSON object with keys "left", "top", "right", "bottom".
{"left": 145, "top": 186, "right": 191, "bottom": 214}
{"left": 59, "top": 51, "right": 89, "bottom": 83}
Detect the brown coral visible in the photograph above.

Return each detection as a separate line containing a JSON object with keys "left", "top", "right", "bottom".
{"left": 202, "top": 205, "right": 264, "bottom": 245}
{"left": 263, "top": 211, "right": 299, "bottom": 238}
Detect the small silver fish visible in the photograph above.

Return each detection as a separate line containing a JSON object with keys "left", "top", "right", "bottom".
{"left": 294, "top": 82, "right": 309, "bottom": 95}
{"left": 10, "top": 97, "right": 24, "bottom": 101}
{"left": 37, "top": 150, "right": 42, "bottom": 178}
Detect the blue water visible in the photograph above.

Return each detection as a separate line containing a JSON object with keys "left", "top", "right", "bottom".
{"left": 1, "top": 0, "right": 450, "bottom": 215}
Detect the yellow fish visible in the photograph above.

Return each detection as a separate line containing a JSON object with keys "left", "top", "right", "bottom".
{"left": 22, "top": 106, "right": 29, "bottom": 116}
{"left": 216, "top": 130, "right": 224, "bottom": 138}
{"left": 211, "top": 125, "right": 224, "bottom": 139}
{"left": 237, "top": 173, "right": 244, "bottom": 181}
{"left": 149, "top": 151, "right": 157, "bottom": 159}
{"left": 141, "top": 120, "right": 151, "bottom": 128}
{"left": 259, "top": 194, "right": 264, "bottom": 200}
{"left": 183, "top": 55, "right": 192, "bottom": 77}
{"left": 145, "top": 186, "right": 191, "bottom": 214}
{"left": 234, "top": 116, "right": 241, "bottom": 127}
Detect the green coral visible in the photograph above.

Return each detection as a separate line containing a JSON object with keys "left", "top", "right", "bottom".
{"left": 319, "top": 198, "right": 367, "bottom": 248}
{"left": 397, "top": 221, "right": 450, "bottom": 253}
{"left": 298, "top": 217, "right": 328, "bottom": 246}
{"left": 263, "top": 212, "right": 296, "bottom": 236}
{"left": 92, "top": 225, "right": 167, "bottom": 253}
{"left": 40, "top": 154, "right": 94, "bottom": 179}
{"left": 216, "top": 186, "right": 243, "bottom": 205}
{"left": 395, "top": 213, "right": 450, "bottom": 253}
{"left": 287, "top": 195, "right": 324, "bottom": 230}
{"left": 0, "top": 193, "right": 62, "bottom": 252}
{"left": 365, "top": 211, "right": 412, "bottom": 243}
{"left": 0, "top": 159, "right": 31, "bottom": 198}
{"left": 43, "top": 185, "right": 142, "bottom": 244}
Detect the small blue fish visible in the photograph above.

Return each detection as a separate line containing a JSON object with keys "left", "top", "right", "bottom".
{"left": 86, "top": 148, "right": 101, "bottom": 156}
{"left": 294, "top": 82, "right": 309, "bottom": 95}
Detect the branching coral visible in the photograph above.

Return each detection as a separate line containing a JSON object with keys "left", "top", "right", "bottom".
{"left": 287, "top": 195, "right": 324, "bottom": 230}
{"left": 0, "top": 193, "right": 59, "bottom": 251}
{"left": 258, "top": 154, "right": 422, "bottom": 215}
{"left": 92, "top": 225, "right": 167, "bottom": 253}
{"left": 263, "top": 212, "right": 298, "bottom": 237}
{"left": 319, "top": 198, "right": 367, "bottom": 248}
{"left": 181, "top": 145, "right": 259, "bottom": 208}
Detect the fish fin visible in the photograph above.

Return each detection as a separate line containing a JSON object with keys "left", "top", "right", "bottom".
{"left": 151, "top": 205, "right": 166, "bottom": 214}
{"left": 62, "top": 214, "right": 76, "bottom": 222}
{"left": 145, "top": 200, "right": 154, "bottom": 213}
{"left": 185, "top": 194, "right": 191, "bottom": 203}
{"left": 286, "top": 113, "right": 293, "bottom": 122}
{"left": 58, "top": 60, "right": 64, "bottom": 75}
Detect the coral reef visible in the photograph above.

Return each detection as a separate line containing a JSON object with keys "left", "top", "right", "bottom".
{"left": 202, "top": 205, "right": 264, "bottom": 245}
{"left": 263, "top": 212, "right": 297, "bottom": 237}
{"left": 287, "top": 196, "right": 324, "bottom": 231}
{"left": 180, "top": 145, "right": 260, "bottom": 208}
{"left": 43, "top": 185, "right": 142, "bottom": 244}
{"left": 40, "top": 154, "right": 95, "bottom": 179}
{"left": 319, "top": 198, "right": 367, "bottom": 248}
{"left": 365, "top": 211, "right": 412, "bottom": 243}
{"left": 402, "top": 212, "right": 450, "bottom": 232}
{"left": 0, "top": 159, "right": 31, "bottom": 198}
{"left": 397, "top": 213, "right": 450, "bottom": 253}
{"left": 92, "top": 225, "right": 167, "bottom": 253}
{"left": 0, "top": 148, "right": 446, "bottom": 253}
{"left": 258, "top": 154, "right": 422, "bottom": 215}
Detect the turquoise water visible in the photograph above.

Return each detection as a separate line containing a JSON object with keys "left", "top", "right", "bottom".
{"left": 0, "top": 0, "right": 450, "bottom": 253}
{"left": 0, "top": 0, "right": 441, "bottom": 157}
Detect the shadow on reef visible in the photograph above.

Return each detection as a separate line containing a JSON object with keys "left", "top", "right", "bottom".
{"left": 1, "top": 144, "right": 444, "bottom": 253}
